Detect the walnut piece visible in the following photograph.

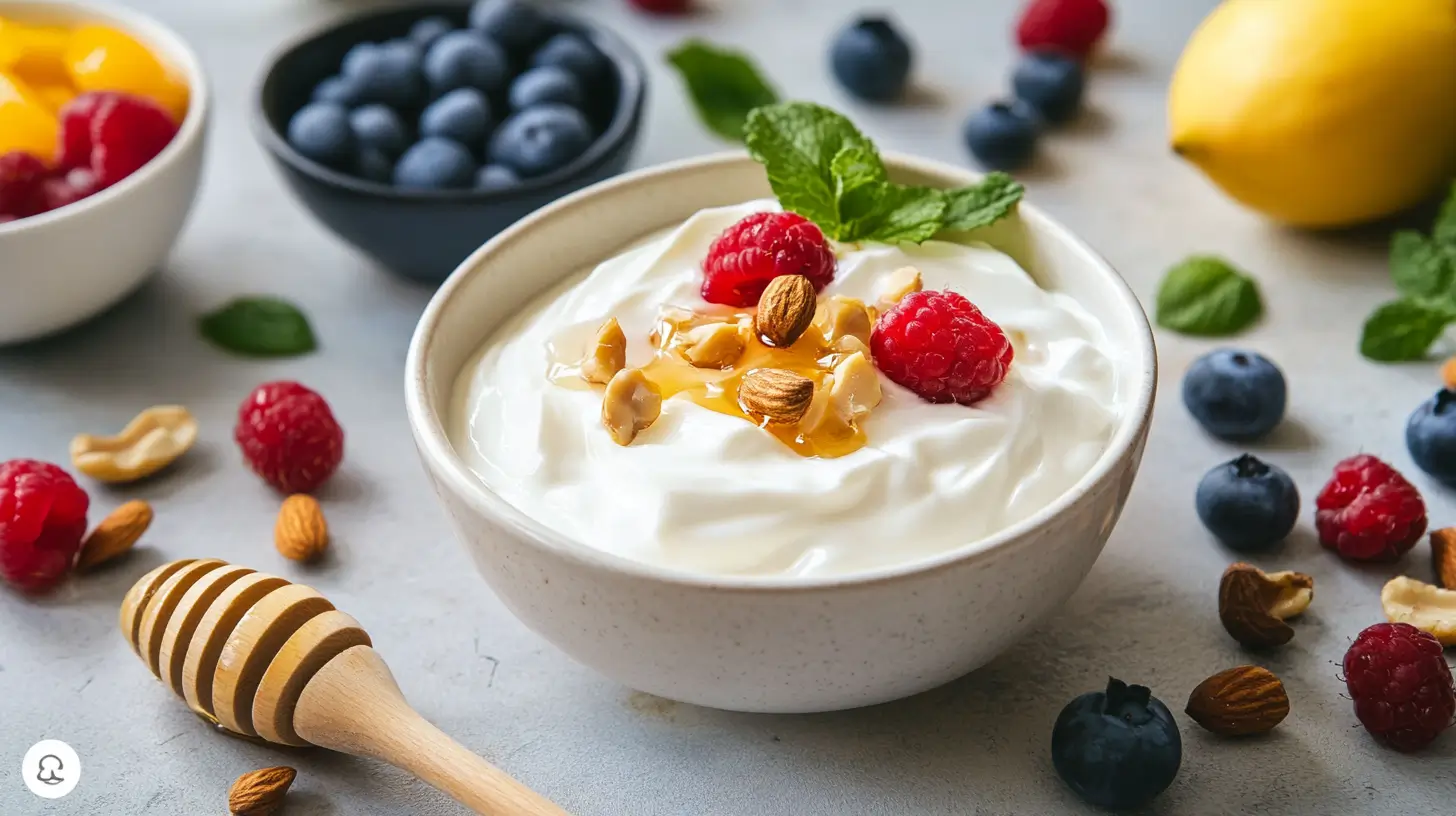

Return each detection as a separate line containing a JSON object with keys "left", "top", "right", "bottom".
{"left": 601, "top": 369, "right": 662, "bottom": 445}
{"left": 580, "top": 318, "right": 627, "bottom": 384}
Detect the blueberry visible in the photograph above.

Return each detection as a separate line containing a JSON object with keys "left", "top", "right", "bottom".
{"left": 829, "top": 16, "right": 913, "bottom": 103}
{"left": 341, "top": 42, "right": 378, "bottom": 76}
{"left": 1182, "top": 349, "right": 1286, "bottom": 440}
{"left": 508, "top": 66, "right": 583, "bottom": 111}
{"left": 1052, "top": 678, "right": 1181, "bottom": 810}
{"left": 312, "top": 74, "right": 361, "bottom": 106}
{"left": 409, "top": 15, "right": 456, "bottom": 49}
{"left": 1012, "top": 50, "right": 1085, "bottom": 124}
{"left": 529, "top": 32, "right": 609, "bottom": 85}
{"left": 488, "top": 104, "right": 592, "bottom": 177}
{"left": 469, "top": 0, "right": 550, "bottom": 55}
{"left": 348, "top": 104, "right": 409, "bottom": 157}
{"left": 962, "top": 101, "right": 1039, "bottom": 171}
{"left": 1406, "top": 389, "right": 1456, "bottom": 484}
{"left": 393, "top": 137, "right": 477, "bottom": 189}
{"left": 1195, "top": 454, "right": 1299, "bottom": 552}
{"left": 346, "top": 44, "right": 425, "bottom": 108}
{"left": 355, "top": 147, "right": 395, "bottom": 184}
{"left": 287, "top": 103, "right": 355, "bottom": 168}
{"left": 476, "top": 163, "right": 519, "bottom": 190}
{"left": 420, "top": 88, "right": 493, "bottom": 148}
{"left": 424, "top": 30, "right": 510, "bottom": 96}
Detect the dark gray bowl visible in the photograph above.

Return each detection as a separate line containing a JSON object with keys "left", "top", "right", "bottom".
{"left": 252, "top": 3, "right": 646, "bottom": 283}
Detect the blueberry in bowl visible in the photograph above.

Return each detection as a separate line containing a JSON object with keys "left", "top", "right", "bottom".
{"left": 252, "top": 0, "right": 646, "bottom": 282}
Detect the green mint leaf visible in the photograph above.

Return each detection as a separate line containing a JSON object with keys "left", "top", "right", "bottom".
{"left": 1390, "top": 230, "right": 1456, "bottom": 299}
{"left": 665, "top": 40, "right": 779, "bottom": 143}
{"left": 1434, "top": 180, "right": 1456, "bottom": 244}
{"left": 830, "top": 145, "right": 887, "bottom": 229}
{"left": 940, "top": 173, "right": 1025, "bottom": 232}
{"left": 1154, "top": 256, "right": 1263, "bottom": 336}
{"left": 856, "top": 186, "right": 947, "bottom": 244}
{"left": 827, "top": 147, "right": 946, "bottom": 243}
{"left": 199, "top": 297, "right": 317, "bottom": 357}
{"left": 1359, "top": 298, "right": 1456, "bottom": 362}
{"left": 744, "top": 102, "right": 876, "bottom": 238}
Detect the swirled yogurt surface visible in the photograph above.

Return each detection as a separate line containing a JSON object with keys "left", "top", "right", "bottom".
{"left": 450, "top": 201, "right": 1123, "bottom": 578}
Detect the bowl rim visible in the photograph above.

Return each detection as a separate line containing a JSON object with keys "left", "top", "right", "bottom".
{"left": 405, "top": 150, "right": 1158, "bottom": 593}
{"left": 0, "top": 0, "right": 209, "bottom": 237}
{"left": 249, "top": 2, "right": 646, "bottom": 203}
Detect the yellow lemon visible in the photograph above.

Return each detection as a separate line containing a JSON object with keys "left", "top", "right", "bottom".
{"left": 1169, "top": 0, "right": 1456, "bottom": 228}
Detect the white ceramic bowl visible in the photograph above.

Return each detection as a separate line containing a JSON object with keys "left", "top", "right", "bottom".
{"left": 406, "top": 153, "right": 1157, "bottom": 714}
{"left": 0, "top": 0, "right": 207, "bottom": 345}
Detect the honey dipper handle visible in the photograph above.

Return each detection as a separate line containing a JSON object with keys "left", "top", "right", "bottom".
{"left": 293, "top": 645, "right": 570, "bottom": 816}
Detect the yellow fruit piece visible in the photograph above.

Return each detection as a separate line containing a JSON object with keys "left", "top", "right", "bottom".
{"left": 0, "top": 21, "right": 72, "bottom": 86}
{"left": 1168, "top": 0, "right": 1456, "bottom": 228}
{"left": 33, "top": 83, "right": 75, "bottom": 114}
{"left": 0, "top": 71, "right": 58, "bottom": 159}
{"left": 65, "top": 24, "right": 188, "bottom": 122}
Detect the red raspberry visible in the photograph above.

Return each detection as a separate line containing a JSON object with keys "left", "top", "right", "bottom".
{"left": 1343, "top": 622, "right": 1455, "bottom": 752}
{"left": 0, "top": 151, "right": 49, "bottom": 219}
{"left": 56, "top": 92, "right": 113, "bottom": 172}
{"left": 41, "top": 168, "right": 100, "bottom": 213}
{"left": 1315, "top": 454, "right": 1426, "bottom": 561}
{"left": 701, "top": 212, "right": 836, "bottom": 307}
{"left": 628, "top": 0, "right": 690, "bottom": 13}
{"left": 235, "top": 381, "right": 345, "bottom": 494}
{"left": 91, "top": 93, "right": 178, "bottom": 188}
{"left": 0, "top": 460, "right": 90, "bottom": 594}
{"left": 1016, "top": 0, "right": 1111, "bottom": 60}
{"left": 870, "top": 289, "right": 1014, "bottom": 405}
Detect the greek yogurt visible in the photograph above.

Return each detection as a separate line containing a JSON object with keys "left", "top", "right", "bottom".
{"left": 449, "top": 200, "right": 1123, "bottom": 578}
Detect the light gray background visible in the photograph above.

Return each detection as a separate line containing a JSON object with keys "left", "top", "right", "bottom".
{"left": 3, "top": 0, "right": 1454, "bottom": 813}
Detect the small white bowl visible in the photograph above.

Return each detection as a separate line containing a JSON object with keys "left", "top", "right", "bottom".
{"left": 406, "top": 153, "right": 1157, "bottom": 714}
{"left": 0, "top": 0, "right": 208, "bottom": 345}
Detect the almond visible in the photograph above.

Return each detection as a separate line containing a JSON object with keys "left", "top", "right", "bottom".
{"left": 1218, "top": 563, "right": 1312, "bottom": 649}
{"left": 739, "top": 369, "right": 814, "bottom": 424}
{"left": 1432, "top": 527, "right": 1456, "bottom": 589}
{"left": 1185, "top": 665, "right": 1290, "bottom": 736}
{"left": 755, "top": 275, "right": 817, "bottom": 348}
{"left": 275, "top": 495, "right": 329, "bottom": 563}
{"left": 580, "top": 317, "right": 627, "bottom": 384}
{"left": 601, "top": 368, "right": 662, "bottom": 445}
{"left": 229, "top": 766, "right": 296, "bottom": 815}
{"left": 76, "top": 500, "right": 152, "bottom": 571}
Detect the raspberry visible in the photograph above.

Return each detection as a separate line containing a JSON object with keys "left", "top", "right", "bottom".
{"left": 870, "top": 289, "right": 1014, "bottom": 405}
{"left": 1315, "top": 454, "right": 1427, "bottom": 561}
{"left": 628, "top": 0, "right": 690, "bottom": 13}
{"left": 1016, "top": 0, "right": 1111, "bottom": 60}
{"left": 234, "top": 381, "right": 345, "bottom": 494}
{"left": 57, "top": 92, "right": 113, "bottom": 172}
{"left": 41, "top": 168, "right": 100, "bottom": 213}
{"left": 0, "top": 460, "right": 90, "bottom": 594}
{"left": 0, "top": 151, "right": 49, "bottom": 219}
{"left": 90, "top": 93, "right": 179, "bottom": 188}
{"left": 701, "top": 212, "right": 836, "bottom": 307}
{"left": 1343, "top": 622, "right": 1455, "bottom": 752}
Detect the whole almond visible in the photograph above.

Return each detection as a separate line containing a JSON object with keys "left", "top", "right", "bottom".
{"left": 755, "top": 275, "right": 817, "bottom": 348}
{"left": 739, "top": 369, "right": 814, "bottom": 424}
{"left": 1432, "top": 527, "right": 1456, "bottom": 590}
{"left": 76, "top": 500, "right": 152, "bottom": 571}
{"left": 275, "top": 495, "right": 329, "bottom": 563}
{"left": 1185, "top": 665, "right": 1289, "bottom": 736}
{"left": 229, "top": 766, "right": 296, "bottom": 815}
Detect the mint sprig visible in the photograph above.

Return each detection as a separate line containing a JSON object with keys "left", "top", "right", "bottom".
{"left": 1360, "top": 182, "right": 1456, "bottom": 361}
{"left": 744, "top": 101, "right": 1023, "bottom": 244}
{"left": 665, "top": 40, "right": 780, "bottom": 143}
{"left": 199, "top": 297, "right": 316, "bottom": 357}
{"left": 1155, "top": 256, "right": 1263, "bottom": 336}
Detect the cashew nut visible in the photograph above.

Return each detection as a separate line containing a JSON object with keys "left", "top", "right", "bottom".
{"left": 1218, "top": 562, "right": 1313, "bottom": 648}
{"left": 70, "top": 405, "right": 198, "bottom": 483}
{"left": 601, "top": 369, "right": 662, "bottom": 445}
{"left": 580, "top": 318, "right": 627, "bottom": 384}
{"left": 1381, "top": 576, "right": 1456, "bottom": 646}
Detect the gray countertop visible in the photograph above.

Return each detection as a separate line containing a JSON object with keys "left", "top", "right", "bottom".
{"left": 3, "top": 0, "right": 1455, "bottom": 813}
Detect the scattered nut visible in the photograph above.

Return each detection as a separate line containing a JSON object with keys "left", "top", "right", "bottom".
{"left": 1218, "top": 562, "right": 1313, "bottom": 648}
{"left": 1185, "top": 665, "right": 1290, "bottom": 736}
{"left": 755, "top": 275, "right": 817, "bottom": 348}
{"left": 1443, "top": 356, "right": 1456, "bottom": 390}
{"left": 580, "top": 317, "right": 627, "bottom": 385}
{"left": 879, "top": 266, "right": 922, "bottom": 305}
{"left": 681, "top": 322, "right": 746, "bottom": 369}
{"left": 1432, "top": 527, "right": 1456, "bottom": 589}
{"left": 739, "top": 369, "right": 814, "bottom": 424}
{"left": 70, "top": 405, "right": 198, "bottom": 483}
{"left": 229, "top": 766, "right": 296, "bottom": 816}
{"left": 275, "top": 495, "right": 329, "bottom": 563}
{"left": 601, "top": 369, "right": 662, "bottom": 445}
{"left": 828, "top": 351, "right": 882, "bottom": 421}
{"left": 1380, "top": 575, "right": 1456, "bottom": 646}
{"left": 820, "top": 296, "right": 873, "bottom": 345}
{"left": 76, "top": 500, "right": 152, "bottom": 571}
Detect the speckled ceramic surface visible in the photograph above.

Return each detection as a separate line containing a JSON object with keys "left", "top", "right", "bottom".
{"left": 405, "top": 153, "right": 1157, "bottom": 713}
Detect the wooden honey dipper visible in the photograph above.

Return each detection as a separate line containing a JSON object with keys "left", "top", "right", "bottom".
{"left": 120, "top": 558, "right": 569, "bottom": 815}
